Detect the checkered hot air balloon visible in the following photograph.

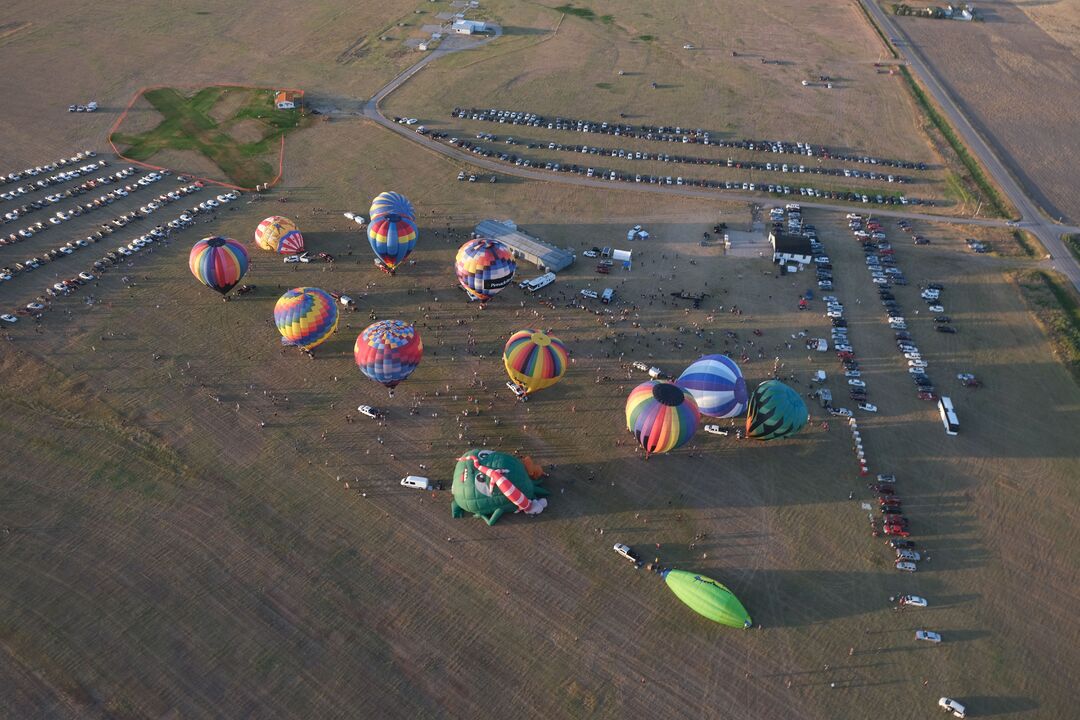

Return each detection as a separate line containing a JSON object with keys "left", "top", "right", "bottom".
{"left": 367, "top": 213, "right": 418, "bottom": 273}
{"left": 254, "top": 216, "right": 305, "bottom": 254}
{"left": 188, "top": 236, "right": 248, "bottom": 296}
{"left": 676, "top": 354, "right": 749, "bottom": 418}
{"left": 745, "top": 380, "right": 809, "bottom": 441}
{"left": 503, "top": 329, "right": 569, "bottom": 395}
{"left": 455, "top": 238, "right": 516, "bottom": 301}
{"left": 274, "top": 287, "right": 339, "bottom": 351}
{"left": 625, "top": 381, "right": 700, "bottom": 457}
{"left": 354, "top": 319, "right": 423, "bottom": 396}
{"left": 369, "top": 191, "right": 415, "bottom": 222}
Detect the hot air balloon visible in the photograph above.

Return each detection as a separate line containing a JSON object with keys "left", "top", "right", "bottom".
{"left": 745, "top": 379, "right": 809, "bottom": 441}
{"left": 503, "top": 329, "right": 569, "bottom": 395}
{"left": 354, "top": 319, "right": 423, "bottom": 396}
{"left": 625, "top": 381, "right": 700, "bottom": 456}
{"left": 188, "top": 236, "right": 248, "bottom": 297}
{"left": 676, "top": 354, "right": 748, "bottom": 418}
{"left": 369, "top": 191, "right": 415, "bottom": 222}
{"left": 451, "top": 449, "right": 549, "bottom": 525}
{"left": 663, "top": 569, "right": 752, "bottom": 628}
{"left": 367, "top": 213, "right": 418, "bottom": 273}
{"left": 274, "top": 287, "right": 339, "bottom": 351}
{"left": 254, "top": 216, "right": 305, "bottom": 254}
{"left": 455, "top": 237, "right": 516, "bottom": 301}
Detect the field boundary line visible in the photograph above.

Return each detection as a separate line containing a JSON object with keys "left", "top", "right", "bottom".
{"left": 107, "top": 84, "right": 302, "bottom": 192}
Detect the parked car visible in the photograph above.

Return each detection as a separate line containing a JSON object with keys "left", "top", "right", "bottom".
{"left": 613, "top": 543, "right": 641, "bottom": 565}
{"left": 936, "top": 325, "right": 957, "bottom": 334}
{"left": 896, "top": 561, "right": 918, "bottom": 572}
{"left": 896, "top": 549, "right": 921, "bottom": 562}
{"left": 356, "top": 405, "right": 384, "bottom": 419}
{"left": 858, "top": 403, "right": 877, "bottom": 412}
{"left": 915, "top": 630, "right": 941, "bottom": 643}
{"left": 938, "top": 697, "right": 965, "bottom": 718}
{"left": 703, "top": 424, "right": 730, "bottom": 436}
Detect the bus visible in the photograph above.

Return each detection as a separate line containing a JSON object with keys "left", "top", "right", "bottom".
{"left": 520, "top": 272, "right": 555, "bottom": 293}
{"left": 938, "top": 396, "right": 959, "bottom": 436}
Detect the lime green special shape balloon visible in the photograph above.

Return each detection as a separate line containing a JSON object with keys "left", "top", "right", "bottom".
{"left": 662, "top": 569, "right": 752, "bottom": 628}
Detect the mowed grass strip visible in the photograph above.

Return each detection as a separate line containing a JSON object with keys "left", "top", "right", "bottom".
{"left": 112, "top": 86, "right": 305, "bottom": 188}
{"left": 1014, "top": 269, "right": 1080, "bottom": 382}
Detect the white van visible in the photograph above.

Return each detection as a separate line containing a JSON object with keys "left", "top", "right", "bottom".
{"left": 601, "top": 288, "right": 614, "bottom": 304}
{"left": 400, "top": 476, "right": 432, "bottom": 490}
{"left": 938, "top": 698, "right": 965, "bottom": 718}
{"left": 580, "top": 289, "right": 598, "bottom": 299}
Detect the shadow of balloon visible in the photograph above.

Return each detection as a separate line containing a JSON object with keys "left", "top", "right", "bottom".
{"left": 960, "top": 696, "right": 1039, "bottom": 716}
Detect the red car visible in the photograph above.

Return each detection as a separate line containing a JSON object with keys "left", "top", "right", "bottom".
{"left": 918, "top": 391, "right": 937, "bottom": 401}
{"left": 883, "top": 525, "right": 911, "bottom": 537}
{"left": 871, "top": 483, "right": 895, "bottom": 495}
{"left": 837, "top": 351, "right": 855, "bottom": 360}
{"left": 880, "top": 497, "right": 902, "bottom": 506}
{"left": 884, "top": 516, "right": 910, "bottom": 528}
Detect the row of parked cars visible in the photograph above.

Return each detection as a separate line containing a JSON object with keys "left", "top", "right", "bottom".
{"left": 450, "top": 107, "right": 930, "bottom": 170}
{"left": 2, "top": 164, "right": 145, "bottom": 239}
{"left": 437, "top": 133, "right": 925, "bottom": 206}
{"left": 492, "top": 135, "right": 910, "bottom": 184}
{"left": 0, "top": 150, "right": 99, "bottom": 189}
{"left": 2, "top": 186, "right": 229, "bottom": 324}
{"left": 0, "top": 168, "right": 164, "bottom": 260}
{"left": 2, "top": 159, "right": 108, "bottom": 214}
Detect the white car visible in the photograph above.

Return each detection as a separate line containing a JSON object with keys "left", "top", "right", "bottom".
{"left": 0, "top": 314, "right": 17, "bottom": 323}
{"left": 26, "top": 302, "right": 45, "bottom": 311}
{"left": 703, "top": 424, "right": 730, "bottom": 436}
{"left": 858, "top": 403, "right": 877, "bottom": 412}
{"left": 613, "top": 543, "right": 640, "bottom": 564}
{"left": 915, "top": 630, "right": 941, "bottom": 643}
{"left": 356, "top": 405, "right": 383, "bottom": 419}
{"left": 908, "top": 367, "right": 927, "bottom": 375}
{"left": 899, "top": 595, "right": 928, "bottom": 607}
{"left": 896, "top": 549, "right": 921, "bottom": 562}
{"left": 506, "top": 381, "right": 527, "bottom": 399}
{"left": 938, "top": 698, "right": 965, "bottom": 718}
{"left": 283, "top": 254, "right": 303, "bottom": 264}
{"left": 582, "top": 250, "right": 598, "bottom": 258}
{"left": 216, "top": 194, "right": 231, "bottom": 203}
{"left": 928, "top": 305, "right": 944, "bottom": 313}
{"left": 845, "top": 370, "right": 861, "bottom": 378}
{"left": 896, "top": 561, "right": 917, "bottom": 573}
{"left": 59, "top": 247, "right": 73, "bottom": 255}
{"left": 830, "top": 407, "right": 853, "bottom": 418}
{"left": 826, "top": 310, "right": 843, "bottom": 319}
{"left": 400, "top": 475, "right": 432, "bottom": 490}
{"left": 848, "top": 379, "right": 866, "bottom": 387}
{"left": 581, "top": 289, "right": 598, "bottom": 299}
{"left": 78, "top": 272, "right": 95, "bottom": 281}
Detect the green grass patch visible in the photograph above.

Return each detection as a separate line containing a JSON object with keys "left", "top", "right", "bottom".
{"left": 555, "top": 4, "right": 598, "bottom": 21}
{"left": 1064, "top": 234, "right": 1080, "bottom": 264}
{"left": 594, "top": 82, "right": 613, "bottom": 90}
{"left": 1015, "top": 270, "right": 1080, "bottom": 383}
{"left": 111, "top": 86, "right": 309, "bottom": 188}
{"left": 638, "top": 34, "right": 656, "bottom": 41}
{"left": 1012, "top": 230, "right": 1041, "bottom": 258}
{"left": 898, "top": 66, "right": 1011, "bottom": 218}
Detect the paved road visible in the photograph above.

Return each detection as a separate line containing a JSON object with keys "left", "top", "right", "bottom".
{"left": 361, "top": 17, "right": 1080, "bottom": 289}
{"left": 857, "top": 0, "right": 1080, "bottom": 291}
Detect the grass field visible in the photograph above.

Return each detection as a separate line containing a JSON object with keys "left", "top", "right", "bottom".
{"left": 111, "top": 86, "right": 305, "bottom": 188}
{"left": 890, "top": 1, "right": 1080, "bottom": 222}
{"left": 1, "top": 2, "right": 1078, "bottom": 718}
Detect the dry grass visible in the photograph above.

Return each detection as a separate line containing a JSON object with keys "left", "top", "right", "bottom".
{"left": 893, "top": 2, "right": 1080, "bottom": 222}
{"left": 0, "top": 2, "right": 1077, "bottom": 718}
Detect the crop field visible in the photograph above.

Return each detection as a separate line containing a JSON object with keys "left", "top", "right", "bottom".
{"left": 890, "top": 1, "right": 1080, "bottom": 222}
{"left": 1, "top": 2, "right": 1078, "bottom": 719}
{"left": 383, "top": 0, "right": 966, "bottom": 207}
{"left": 111, "top": 86, "right": 306, "bottom": 189}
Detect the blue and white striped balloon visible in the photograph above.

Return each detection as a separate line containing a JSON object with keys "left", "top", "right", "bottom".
{"left": 676, "top": 354, "right": 748, "bottom": 418}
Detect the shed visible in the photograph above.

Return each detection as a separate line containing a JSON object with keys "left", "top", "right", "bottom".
{"left": 769, "top": 231, "right": 812, "bottom": 267}
{"left": 474, "top": 219, "right": 575, "bottom": 272}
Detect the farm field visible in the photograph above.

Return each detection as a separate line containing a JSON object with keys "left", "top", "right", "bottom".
{"left": 383, "top": 0, "right": 966, "bottom": 208}
{"left": 889, "top": 1, "right": 1080, "bottom": 222}
{"left": 2, "top": 2, "right": 1079, "bottom": 719}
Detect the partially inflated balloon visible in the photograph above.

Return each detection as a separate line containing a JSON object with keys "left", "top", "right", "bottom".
{"left": 455, "top": 238, "right": 516, "bottom": 301}
{"left": 369, "top": 191, "right": 415, "bottom": 222}
{"left": 676, "top": 354, "right": 748, "bottom": 418}
{"left": 354, "top": 319, "right": 423, "bottom": 390}
{"left": 255, "top": 216, "right": 305, "bottom": 254}
{"left": 189, "top": 236, "right": 248, "bottom": 295}
{"left": 663, "top": 570, "right": 752, "bottom": 628}
{"left": 503, "top": 329, "right": 569, "bottom": 395}
{"left": 625, "top": 381, "right": 700, "bottom": 456}
{"left": 367, "top": 214, "right": 418, "bottom": 272}
{"left": 745, "top": 380, "right": 808, "bottom": 440}
{"left": 274, "top": 287, "right": 339, "bottom": 350}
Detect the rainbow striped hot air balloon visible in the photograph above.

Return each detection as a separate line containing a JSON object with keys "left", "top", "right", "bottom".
{"left": 369, "top": 191, "right": 415, "bottom": 222}
{"left": 503, "top": 329, "right": 569, "bottom": 396}
{"left": 354, "top": 319, "right": 423, "bottom": 396}
{"left": 455, "top": 238, "right": 516, "bottom": 301}
{"left": 367, "top": 214, "right": 418, "bottom": 273}
{"left": 255, "top": 216, "right": 305, "bottom": 254}
{"left": 676, "top": 354, "right": 748, "bottom": 418}
{"left": 189, "top": 236, "right": 248, "bottom": 296}
{"left": 625, "top": 381, "right": 700, "bottom": 456}
{"left": 274, "top": 287, "right": 339, "bottom": 351}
